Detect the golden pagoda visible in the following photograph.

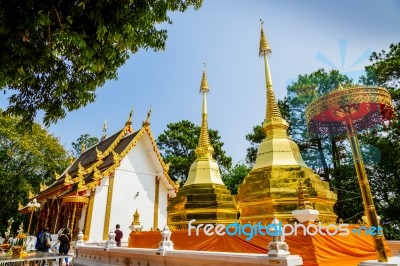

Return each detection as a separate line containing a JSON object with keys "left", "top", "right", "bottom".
{"left": 168, "top": 68, "right": 238, "bottom": 229}
{"left": 236, "top": 22, "right": 337, "bottom": 224}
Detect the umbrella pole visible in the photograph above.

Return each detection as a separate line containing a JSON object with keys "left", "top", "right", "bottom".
{"left": 345, "top": 117, "right": 388, "bottom": 262}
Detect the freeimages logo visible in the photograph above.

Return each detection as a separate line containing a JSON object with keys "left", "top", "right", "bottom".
{"left": 188, "top": 219, "right": 383, "bottom": 241}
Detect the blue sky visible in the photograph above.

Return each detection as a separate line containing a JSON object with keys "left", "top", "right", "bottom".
{"left": 2, "top": 0, "right": 400, "bottom": 164}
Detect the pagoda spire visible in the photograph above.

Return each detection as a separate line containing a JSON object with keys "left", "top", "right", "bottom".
{"left": 195, "top": 65, "right": 214, "bottom": 158}
{"left": 259, "top": 20, "right": 283, "bottom": 123}
{"left": 258, "top": 20, "right": 289, "bottom": 139}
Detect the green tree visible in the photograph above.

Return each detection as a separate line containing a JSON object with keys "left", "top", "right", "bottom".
{"left": 71, "top": 134, "right": 99, "bottom": 158}
{"left": 286, "top": 69, "right": 352, "bottom": 181}
{"left": 0, "top": 111, "right": 69, "bottom": 231}
{"left": 221, "top": 164, "right": 250, "bottom": 195}
{"left": 359, "top": 42, "right": 400, "bottom": 239}
{"left": 157, "top": 120, "right": 232, "bottom": 184}
{"left": 0, "top": 0, "right": 202, "bottom": 126}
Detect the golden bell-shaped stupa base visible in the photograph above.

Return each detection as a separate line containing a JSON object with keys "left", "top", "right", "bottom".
{"left": 168, "top": 183, "right": 238, "bottom": 229}
{"left": 237, "top": 166, "right": 337, "bottom": 224}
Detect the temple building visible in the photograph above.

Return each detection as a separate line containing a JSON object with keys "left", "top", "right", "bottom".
{"left": 167, "top": 69, "right": 238, "bottom": 229}
{"left": 21, "top": 111, "right": 176, "bottom": 241}
{"left": 236, "top": 24, "right": 337, "bottom": 224}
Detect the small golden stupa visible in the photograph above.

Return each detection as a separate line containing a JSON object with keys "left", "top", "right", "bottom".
{"left": 168, "top": 68, "right": 238, "bottom": 229}
{"left": 236, "top": 22, "right": 337, "bottom": 224}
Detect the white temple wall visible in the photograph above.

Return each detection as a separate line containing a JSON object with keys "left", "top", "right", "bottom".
{"left": 86, "top": 132, "right": 172, "bottom": 241}
{"left": 88, "top": 177, "right": 110, "bottom": 242}
{"left": 109, "top": 135, "right": 161, "bottom": 238}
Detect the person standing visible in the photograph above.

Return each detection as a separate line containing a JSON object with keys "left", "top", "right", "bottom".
{"left": 58, "top": 228, "right": 71, "bottom": 266}
{"left": 35, "top": 227, "right": 51, "bottom": 252}
{"left": 115, "top": 224, "right": 123, "bottom": 247}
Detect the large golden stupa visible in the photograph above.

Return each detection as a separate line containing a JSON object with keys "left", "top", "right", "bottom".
{"left": 167, "top": 69, "right": 238, "bottom": 229}
{"left": 236, "top": 24, "right": 337, "bottom": 224}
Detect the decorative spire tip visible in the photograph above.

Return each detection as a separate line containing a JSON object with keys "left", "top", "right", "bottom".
{"left": 259, "top": 19, "right": 272, "bottom": 57}
{"left": 200, "top": 63, "right": 209, "bottom": 93}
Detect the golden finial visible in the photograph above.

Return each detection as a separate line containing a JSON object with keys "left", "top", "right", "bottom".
{"left": 54, "top": 171, "right": 60, "bottom": 180}
{"left": 78, "top": 162, "right": 86, "bottom": 177}
{"left": 174, "top": 180, "right": 180, "bottom": 192}
{"left": 18, "top": 202, "right": 24, "bottom": 210}
{"left": 125, "top": 107, "right": 134, "bottom": 133}
{"left": 195, "top": 66, "right": 214, "bottom": 158}
{"left": 132, "top": 209, "right": 141, "bottom": 226}
{"left": 165, "top": 161, "right": 171, "bottom": 172}
{"left": 112, "top": 150, "right": 122, "bottom": 162}
{"left": 87, "top": 181, "right": 98, "bottom": 191}
{"left": 28, "top": 190, "right": 34, "bottom": 199}
{"left": 96, "top": 147, "right": 104, "bottom": 160}
{"left": 93, "top": 167, "right": 102, "bottom": 181}
{"left": 101, "top": 120, "right": 107, "bottom": 141}
{"left": 143, "top": 106, "right": 152, "bottom": 126}
{"left": 200, "top": 63, "right": 209, "bottom": 93}
{"left": 64, "top": 172, "right": 73, "bottom": 185}
{"left": 69, "top": 156, "right": 75, "bottom": 165}
{"left": 40, "top": 183, "right": 48, "bottom": 192}
{"left": 77, "top": 179, "right": 88, "bottom": 192}
{"left": 259, "top": 19, "right": 271, "bottom": 57}
{"left": 297, "top": 179, "right": 313, "bottom": 210}
{"left": 81, "top": 143, "right": 86, "bottom": 153}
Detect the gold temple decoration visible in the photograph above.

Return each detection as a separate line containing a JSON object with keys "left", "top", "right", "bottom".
{"left": 165, "top": 161, "right": 171, "bottom": 172}
{"left": 18, "top": 202, "right": 24, "bottom": 210}
{"left": 77, "top": 162, "right": 86, "bottom": 179}
{"left": 93, "top": 167, "right": 102, "bottom": 181}
{"left": 40, "top": 183, "right": 48, "bottom": 192}
{"left": 84, "top": 190, "right": 95, "bottom": 239}
{"left": 54, "top": 171, "right": 60, "bottom": 181}
{"left": 153, "top": 177, "right": 160, "bottom": 230}
{"left": 173, "top": 180, "right": 180, "bottom": 193}
{"left": 103, "top": 174, "right": 115, "bottom": 240}
{"left": 125, "top": 108, "right": 134, "bottom": 133}
{"left": 77, "top": 179, "right": 88, "bottom": 193}
{"left": 28, "top": 190, "right": 34, "bottom": 199}
{"left": 168, "top": 67, "right": 238, "bottom": 229}
{"left": 112, "top": 150, "right": 122, "bottom": 163}
{"left": 62, "top": 195, "right": 89, "bottom": 238}
{"left": 297, "top": 180, "right": 313, "bottom": 210}
{"left": 143, "top": 106, "right": 152, "bottom": 126}
{"left": 64, "top": 172, "right": 73, "bottom": 185}
{"left": 132, "top": 209, "right": 140, "bottom": 226}
{"left": 69, "top": 156, "right": 74, "bottom": 165}
{"left": 305, "top": 86, "right": 395, "bottom": 262}
{"left": 236, "top": 22, "right": 337, "bottom": 224}
{"left": 96, "top": 147, "right": 104, "bottom": 160}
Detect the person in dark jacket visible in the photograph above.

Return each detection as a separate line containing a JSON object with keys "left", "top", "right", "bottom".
{"left": 115, "top": 224, "right": 123, "bottom": 247}
{"left": 58, "top": 228, "right": 71, "bottom": 266}
{"left": 35, "top": 227, "right": 51, "bottom": 252}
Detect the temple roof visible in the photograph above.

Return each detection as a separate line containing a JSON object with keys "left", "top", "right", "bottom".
{"left": 32, "top": 114, "right": 175, "bottom": 200}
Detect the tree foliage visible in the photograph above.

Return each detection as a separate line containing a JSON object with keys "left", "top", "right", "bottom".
{"left": 157, "top": 120, "right": 232, "bottom": 184}
{"left": 71, "top": 134, "right": 99, "bottom": 158}
{"left": 358, "top": 42, "right": 400, "bottom": 239}
{"left": 286, "top": 69, "right": 353, "bottom": 180}
{"left": 0, "top": 111, "right": 69, "bottom": 232}
{"left": 221, "top": 164, "right": 250, "bottom": 195}
{"left": 0, "top": 0, "right": 202, "bottom": 126}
